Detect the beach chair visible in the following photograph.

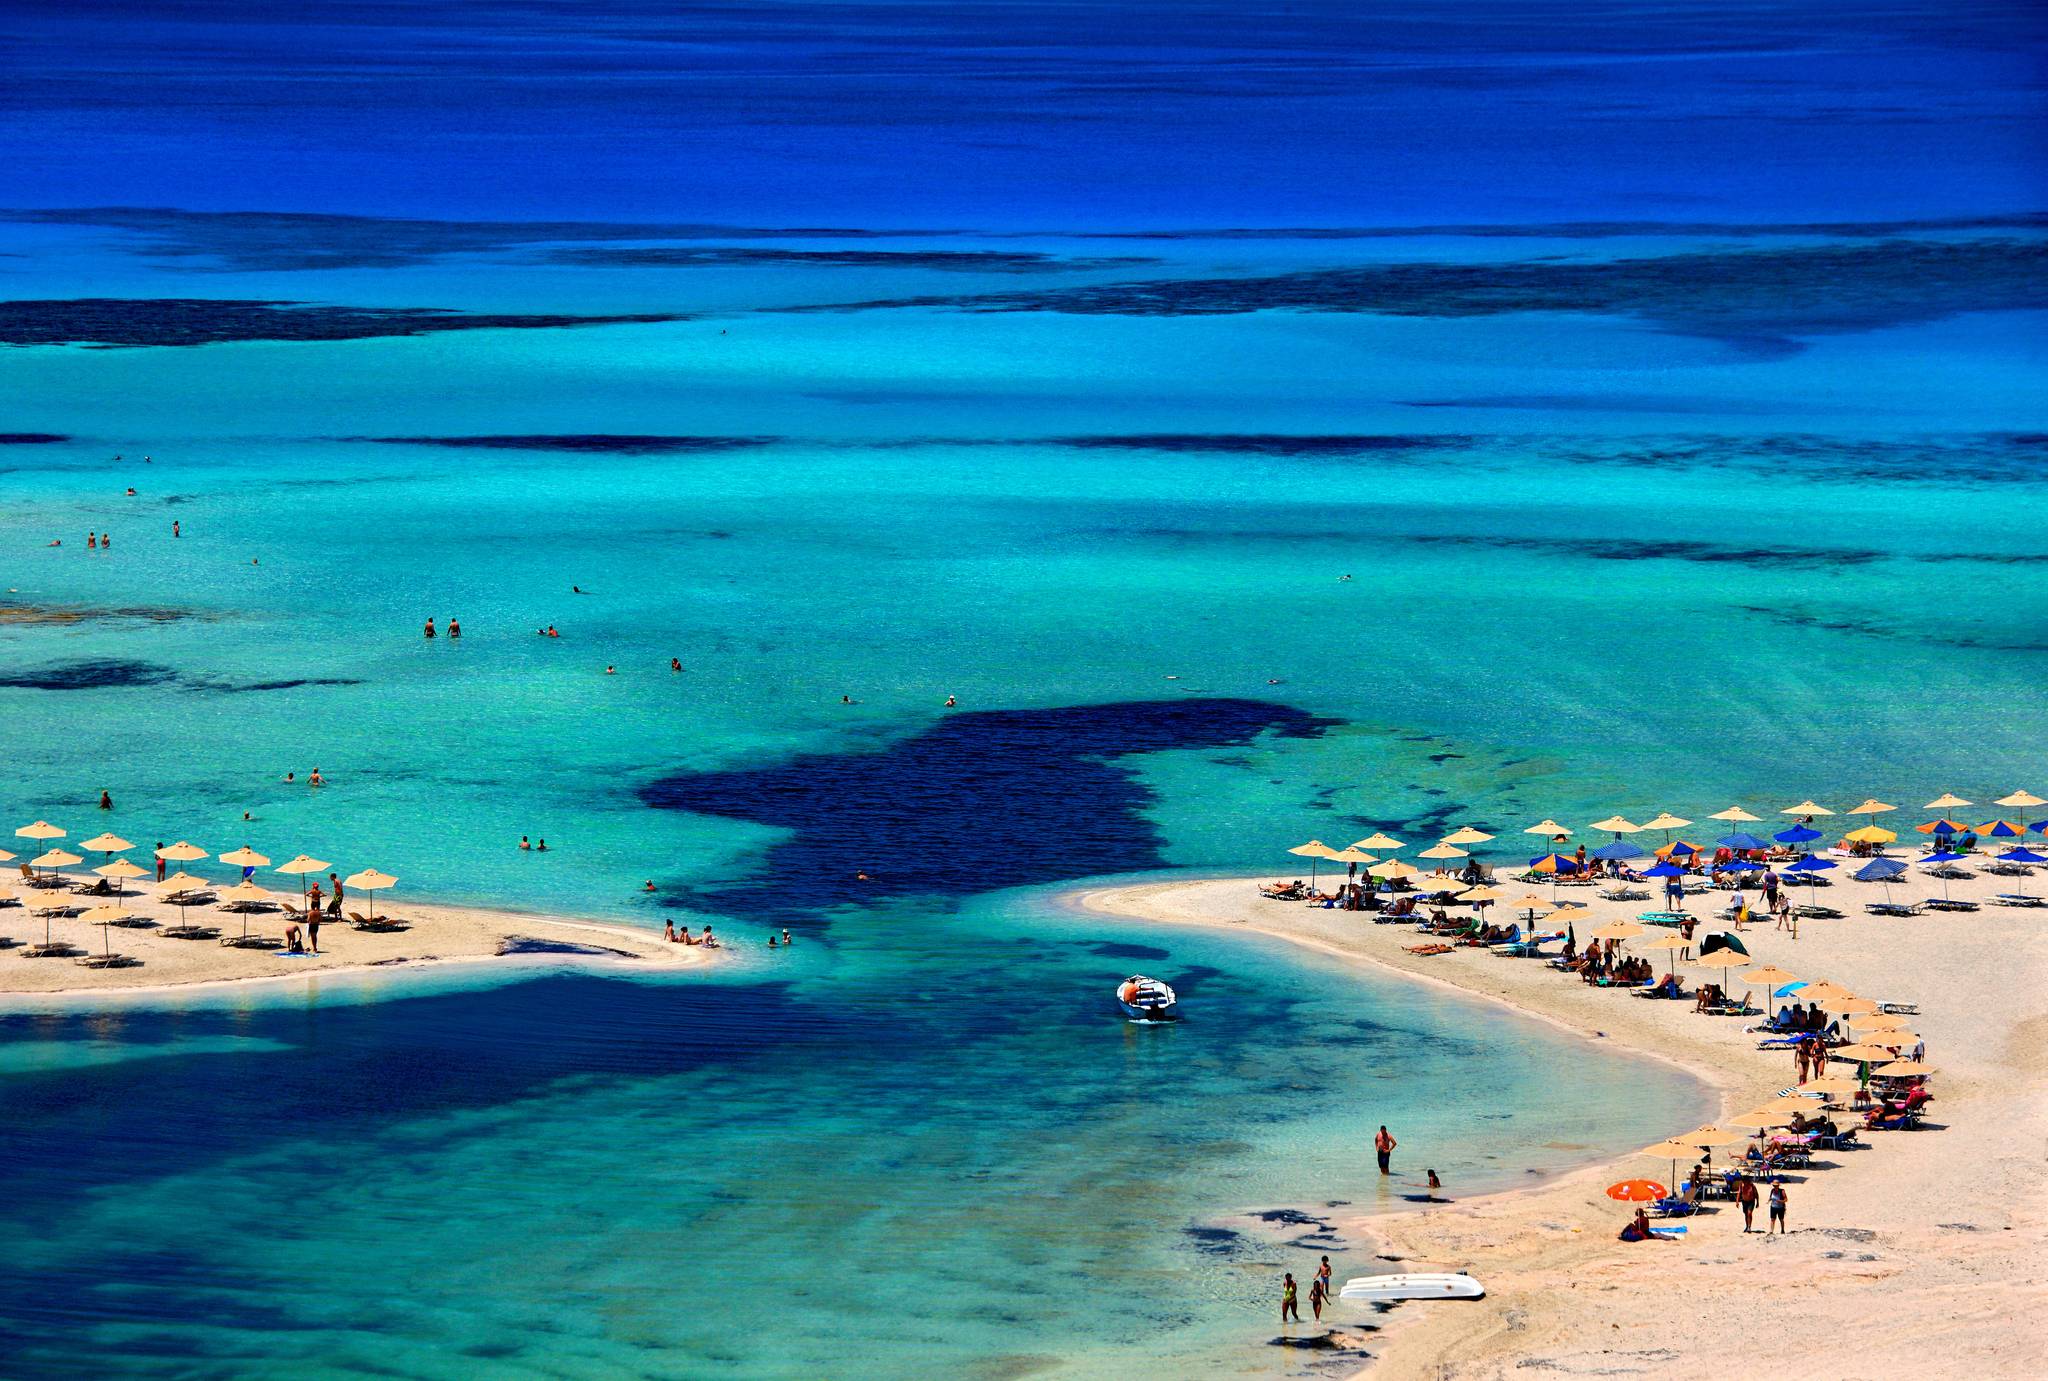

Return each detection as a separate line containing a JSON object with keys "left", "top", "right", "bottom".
{"left": 1650, "top": 1196, "right": 1702, "bottom": 1218}
{"left": 75, "top": 953, "right": 140, "bottom": 969}
{"left": 22, "top": 942, "right": 84, "bottom": 959}
{"left": 1994, "top": 893, "right": 2046, "bottom": 908}
{"left": 1794, "top": 903, "right": 1844, "bottom": 919}
{"left": 349, "top": 911, "right": 409, "bottom": 932}
{"left": 1600, "top": 886, "right": 1650, "bottom": 902}
{"left": 1864, "top": 901, "right": 1923, "bottom": 917}
{"left": 1921, "top": 897, "right": 1979, "bottom": 912}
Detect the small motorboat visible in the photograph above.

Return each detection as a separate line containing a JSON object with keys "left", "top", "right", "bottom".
{"left": 1338, "top": 1272, "right": 1485, "bottom": 1303}
{"left": 1116, "top": 975, "right": 1178, "bottom": 1021}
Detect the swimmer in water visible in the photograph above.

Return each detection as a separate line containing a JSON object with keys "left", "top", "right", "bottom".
{"left": 88, "top": 532, "right": 97, "bottom": 549}
{"left": 781, "top": 928, "right": 792, "bottom": 946}
{"left": 126, "top": 487, "right": 136, "bottom": 496}
{"left": 424, "top": 618, "right": 436, "bottom": 639}
{"left": 172, "top": 520, "right": 180, "bottom": 537}
{"left": 447, "top": 617, "right": 460, "bottom": 639}
{"left": 643, "top": 880, "right": 656, "bottom": 892}
{"left": 841, "top": 695, "right": 853, "bottom": 704}
{"left": 944, "top": 695, "right": 956, "bottom": 707}
{"left": 671, "top": 657, "right": 681, "bottom": 672}
{"left": 606, "top": 665, "right": 616, "bottom": 675}
{"left": 535, "top": 839, "right": 548, "bottom": 852}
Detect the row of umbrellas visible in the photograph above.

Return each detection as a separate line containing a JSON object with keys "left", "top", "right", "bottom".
{"left": 5, "top": 822, "right": 400, "bottom": 924}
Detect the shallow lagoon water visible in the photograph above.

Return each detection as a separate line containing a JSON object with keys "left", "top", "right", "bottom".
{"left": 0, "top": 880, "right": 1709, "bottom": 1378}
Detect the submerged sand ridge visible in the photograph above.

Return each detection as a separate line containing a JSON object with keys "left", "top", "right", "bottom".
{"left": 1077, "top": 865, "right": 2047, "bottom": 1381}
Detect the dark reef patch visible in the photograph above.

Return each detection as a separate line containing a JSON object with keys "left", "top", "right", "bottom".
{"left": 1048, "top": 434, "right": 1466, "bottom": 457}
{"left": 0, "top": 659, "right": 177, "bottom": 690}
{"left": 641, "top": 699, "right": 1335, "bottom": 919}
{"left": 366, "top": 434, "right": 775, "bottom": 455}
{"left": 181, "top": 677, "right": 364, "bottom": 694}
{"left": 782, "top": 237, "right": 2048, "bottom": 352}
{"left": 1401, "top": 533, "right": 1888, "bottom": 571}
{"left": 0, "top": 298, "right": 680, "bottom": 348}
{"left": 0, "top": 432, "right": 68, "bottom": 444}
{"left": 548, "top": 247, "right": 1150, "bottom": 273}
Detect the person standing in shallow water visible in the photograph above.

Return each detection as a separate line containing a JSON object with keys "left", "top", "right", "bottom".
{"left": 1280, "top": 1272, "right": 1300, "bottom": 1323}
{"left": 1308, "top": 1271, "right": 1328, "bottom": 1321}
{"left": 1374, "top": 1125, "right": 1396, "bottom": 1175}
{"left": 424, "top": 617, "right": 436, "bottom": 639}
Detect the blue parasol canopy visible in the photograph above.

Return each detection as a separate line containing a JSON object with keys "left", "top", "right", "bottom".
{"left": 1919, "top": 850, "right": 1966, "bottom": 865}
{"left": 1717, "top": 832, "right": 1768, "bottom": 851}
{"left": 1591, "top": 840, "right": 1643, "bottom": 861}
{"left": 1999, "top": 847, "right": 2048, "bottom": 864}
{"left": 1774, "top": 825, "right": 1823, "bottom": 844}
{"left": 1785, "top": 856, "right": 1836, "bottom": 874}
{"left": 1643, "top": 862, "right": 1688, "bottom": 878}
{"left": 1854, "top": 858, "right": 1907, "bottom": 881}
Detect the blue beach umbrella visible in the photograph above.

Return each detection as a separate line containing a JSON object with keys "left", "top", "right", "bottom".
{"left": 1717, "top": 833, "right": 1768, "bottom": 852}
{"left": 1591, "top": 840, "right": 1642, "bottom": 862}
{"left": 1918, "top": 849, "right": 1967, "bottom": 902}
{"left": 1785, "top": 854, "right": 1835, "bottom": 904}
{"left": 1774, "top": 825, "right": 1822, "bottom": 847}
{"left": 2031, "top": 820, "right": 2048, "bottom": 836}
{"left": 2000, "top": 847, "right": 2047, "bottom": 897}
{"left": 1643, "top": 860, "right": 1688, "bottom": 910}
{"left": 1855, "top": 856, "right": 1907, "bottom": 903}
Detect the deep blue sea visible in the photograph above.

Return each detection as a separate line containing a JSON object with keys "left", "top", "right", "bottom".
{"left": 1, "top": 1, "right": 2043, "bottom": 1375}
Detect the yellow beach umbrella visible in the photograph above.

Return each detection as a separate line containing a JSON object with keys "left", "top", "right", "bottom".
{"left": 1923, "top": 792, "right": 1971, "bottom": 810}
{"left": 1783, "top": 800, "right": 1834, "bottom": 817}
{"left": 1525, "top": 819, "right": 1570, "bottom": 838}
{"left": 1325, "top": 848, "right": 1377, "bottom": 867}
{"left": 156, "top": 841, "right": 209, "bottom": 863}
{"left": 1708, "top": 806, "right": 1760, "bottom": 823}
{"left": 16, "top": 820, "right": 66, "bottom": 841}
{"left": 94, "top": 859, "right": 149, "bottom": 898}
{"left": 1843, "top": 825, "right": 1896, "bottom": 844}
{"left": 1590, "top": 921, "right": 1645, "bottom": 941}
{"left": 1418, "top": 843, "right": 1467, "bottom": 860}
{"left": 1873, "top": 1059, "right": 1932, "bottom": 1078}
{"left": 0, "top": 847, "right": 13, "bottom": 862}
{"left": 1641, "top": 1138, "right": 1711, "bottom": 1183}
{"left": 1845, "top": 799, "right": 1896, "bottom": 816}
{"left": 1995, "top": 790, "right": 2046, "bottom": 809}
{"left": 1441, "top": 826, "right": 1494, "bottom": 846}
{"left": 276, "top": 854, "right": 332, "bottom": 912}
{"left": 1352, "top": 832, "right": 1405, "bottom": 852}
{"left": 1832, "top": 997, "right": 1880, "bottom": 1016}
{"left": 1796, "top": 981, "right": 1852, "bottom": 1003}
{"left": 343, "top": 867, "right": 399, "bottom": 923}
{"left": 218, "top": 879, "right": 276, "bottom": 944}
{"left": 1643, "top": 934, "right": 1691, "bottom": 951}
{"left": 1589, "top": 816, "right": 1641, "bottom": 834}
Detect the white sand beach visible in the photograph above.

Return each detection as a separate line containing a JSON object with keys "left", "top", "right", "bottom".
{"left": 0, "top": 885, "right": 710, "bottom": 998}
{"left": 1077, "top": 863, "right": 2048, "bottom": 1379}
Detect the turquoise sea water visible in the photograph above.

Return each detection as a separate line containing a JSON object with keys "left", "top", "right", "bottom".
{"left": 4, "top": 3, "right": 2046, "bottom": 1374}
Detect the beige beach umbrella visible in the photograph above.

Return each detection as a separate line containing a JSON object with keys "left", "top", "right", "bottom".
{"left": 1643, "top": 934, "right": 1691, "bottom": 951}
{"left": 1795, "top": 981, "right": 1852, "bottom": 1003}
{"left": 219, "top": 846, "right": 271, "bottom": 869}
{"left": 1845, "top": 799, "right": 1897, "bottom": 816}
{"left": 0, "top": 847, "right": 12, "bottom": 863}
{"left": 1873, "top": 1059, "right": 1932, "bottom": 1078}
{"left": 1641, "top": 812, "right": 1693, "bottom": 832}
{"left": 1782, "top": 800, "right": 1834, "bottom": 817}
{"left": 1641, "top": 1138, "right": 1712, "bottom": 1185}
{"left": 1589, "top": 816, "right": 1642, "bottom": 834}
{"left": 156, "top": 841, "right": 209, "bottom": 863}
{"left": 1849, "top": 1012, "right": 1911, "bottom": 1031}
{"left": 1832, "top": 997, "right": 1880, "bottom": 1016}
{"left": 1694, "top": 948, "right": 1751, "bottom": 993}
{"left": 1833, "top": 1042, "right": 1904, "bottom": 1062}
{"left": 1708, "top": 806, "right": 1760, "bottom": 823}
{"left": 1589, "top": 921, "right": 1645, "bottom": 941}
{"left": 1441, "top": 826, "right": 1494, "bottom": 846}
{"left": 1458, "top": 885, "right": 1502, "bottom": 910}
{"left": 343, "top": 867, "right": 398, "bottom": 923}
{"left": 1726, "top": 1106, "right": 1798, "bottom": 1130}
{"left": 1287, "top": 840, "right": 1335, "bottom": 889}
{"left": 1325, "top": 848, "right": 1378, "bottom": 867}
{"left": 79, "top": 902, "right": 137, "bottom": 959}
{"left": 1524, "top": 819, "right": 1570, "bottom": 838}
{"left": 1996, "top": 790, "right": 2046, "bottom": 809}
{"left": 1683, "top": 1127, "right": 1747, "bottom": 1148}
{"left": 1805, "top": 1075, "right": 1865, "bottom": 1097}
{"left": 30, "top": 848, "right": 83, "bottom": 877}
{"left": 78, "top": 832, "right": 133, "bottom": 855}
{"left": 16, "top": 820, "right": 66, "bottom": 841}
{"left": 1924, "top": 792, "right": 1972, "bottom": 810}
{"left": 217, "top": 879, "right": 277, "bottom": 944}
{"left": 1351, "top": 832, "right": 1405, "bottom": 852}
{"left": 155, "top": 870, "right": 216, "bottom": 933}
{"left": 1742, "top": 965, "right": 1800, "bottom": 989}
{"left": 1505, "top": 892, "right": 1552, "bottom": 916}
{"left": 1369, "top": 859, "right": 1422, "bottom": 882}
{"left": 1418, "top": 843, "right": 1467, "bottom": 860}
{"left": 94, "top": 859, "right": 149, "bottom": 898}
{"left": 276, "top": 854, "right": 330, "bottom": 881}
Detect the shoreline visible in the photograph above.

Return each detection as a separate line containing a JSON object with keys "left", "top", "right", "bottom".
{"left": 1071, "top": 869, "right": 2046, "bottom": 1380}
{"left": 0, "top": 891, "right": 715, "bottom": 1005}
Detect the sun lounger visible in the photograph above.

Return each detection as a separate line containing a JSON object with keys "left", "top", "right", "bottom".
{"left": 1864, "top": 901, "right": 1923, "bottom": 917}
{"left": 1600, "top": 886, "right": 1650, "bottom": 901}
{"left": 161, "top": 923, "right": 221, "bottom": 940}
{"left": 23, "top": 943, "right": 84, "bottom": 958}
{"left": 1650, "top": 1197, "right": 1702, "bottom": 1218}
{"left": 1921, "top": 897, "right": 1979, "bottom": 912}
{"left": 75, "top": 953, "right": 140, "bottom": 969}
{"left": 1923, "top": 864, "right": 1972, "bottom": 879}
{"left": 1985, "top": 862, "right": 2035, "bottom": 876}
{"left": 220, "top": 934, "right": 279, "bottom": 949}
{"left": 1794, "top": 904, "right": 1843, "bottom": 919}
{"left": 349, "top": 911, "right": 409, "bottom": 932}
{"left": 1994, "top": 893, "right": 2046, "bottom": 908}
{"left": 1636, "top": 910, "right": 1689, "bottom": 926}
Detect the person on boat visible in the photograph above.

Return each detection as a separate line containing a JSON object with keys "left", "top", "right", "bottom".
{"left": 1280, "top": 1273, "right": 1300, "bottom": 1323}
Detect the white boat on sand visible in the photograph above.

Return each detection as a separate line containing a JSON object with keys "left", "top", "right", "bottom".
{"left": 1339, "top": 1272, "right": 1485, "bottom": 1302}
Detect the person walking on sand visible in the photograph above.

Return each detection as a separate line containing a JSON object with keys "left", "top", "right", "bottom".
{"left": 1280, "top": 1273, "right": 1300, "bottom": 1323}
{"left": 1736, "top": 1175, "right": 1760, "bottom": 1232}
{"left": 1374, "top": 1125, "right": 1396, "bottom": 1175}
{"left": 1795, "top": 1041, "right": 1810, "bottom": 1084}
{"left": 1768, "top": 1183, "right": 1787, "bottom": 1235}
